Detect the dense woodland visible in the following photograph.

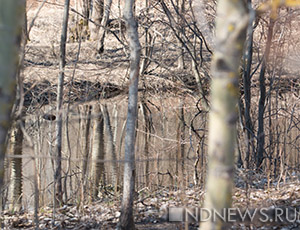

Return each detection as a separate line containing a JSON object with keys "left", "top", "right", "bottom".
{"left": 0, "top": 0, "right": 300, "bottom": 229}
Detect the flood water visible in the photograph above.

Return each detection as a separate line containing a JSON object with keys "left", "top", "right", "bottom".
{"left": 4, "top": 92, "right": 300, "bottom": 210}
{"left": 5, "top": 95, "right": 207, "bottom": 209}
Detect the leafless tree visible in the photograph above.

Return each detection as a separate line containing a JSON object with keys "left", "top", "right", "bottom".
{"left": 256, "top": 18, "right": 275, "bottom": 169}
{"left": 119, "top": 0, "right": 141, "bottom": 228}
{"left": 55, "top": 0, "right": 70, "bottom": 206}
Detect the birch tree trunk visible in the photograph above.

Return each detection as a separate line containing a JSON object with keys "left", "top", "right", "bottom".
{"left": 55, "top": 0, "right": 70, "bottom": 206}
{"left": 0, "top": 0, "right": 23, "bottom": 191}
{"left": 9, "top": 120, "right": 24, "bottom": 212}
{"left": 199, "top": 0, "right": 248, "bottom": 229}
{"left": 119, "top": 0, "right": 141, "bottom": 227}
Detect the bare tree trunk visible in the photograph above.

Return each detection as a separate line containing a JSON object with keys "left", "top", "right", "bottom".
{"left": 256, "top": 19, "right": 274, "bottom": 169}
{"left": 90, "top": 105, "right": 105, "bottom": 200}
{"left": 141, "top": 102, "right": 151, "bottom": 187}
{"left": 55, "top": 0, "right": 70, "bottom": 206}
{"left": 176, "top": 0, "right": 185, "bottom": 69}
{"left": 0, "top": 0, "right": 23, "bottom": 192}
{"left": 199, "top": 0, "right": 248, "bottom": 229}
{"left": 82, "top": 0, "right": 92, "bottom": 25}
{"left": 90, "top": 0, "right": 104, "bottom": 40}
{"left": 8, "top": 0, "right": 27, "bottom": 213}
{"left": 101, "top": 104, "right": 118, "bottom": 189}
{"left": 242, "top": 1, "right": 255, "bottom": 169}
{"left": 180, "top": 102, "right": 185, "bottom": 185}
{"left": 81, "top": 105, "right": 92, "bottom": 201}
{"left": 176, "top": 100, "right": 185, "bottom": 185}
{"left": 96, "top": 0, "right": 113, "bottom": 54}
{"left": 119, "top": 0, "right": 141, "bottom": 227}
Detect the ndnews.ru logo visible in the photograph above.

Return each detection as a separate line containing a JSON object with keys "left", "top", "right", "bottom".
{"left": 167, "top": 207, "right": 300, "bottom": 224}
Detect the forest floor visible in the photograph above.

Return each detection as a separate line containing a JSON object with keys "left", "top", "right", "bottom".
{"left": 2, "top": 170, "right": 300, "bottom": 229}
{"left": 2, "top": 1, "right": 299, "bottom": 229}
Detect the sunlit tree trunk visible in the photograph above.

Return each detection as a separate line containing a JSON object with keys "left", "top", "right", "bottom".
{"left": 199, "top": 0, "right": 248, "bottom": 229}
{"left": 0, "top": 0, "right": 24, "bottom": 192}
{"left": 55, "top": 0, "right": 70, "bottom": 206}
{"left": 119, "top": 0, "right": 141, "bottom": 227}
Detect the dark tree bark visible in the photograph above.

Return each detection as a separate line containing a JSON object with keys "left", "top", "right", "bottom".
{"left": 256, "top": 19, "right": 274, "bottom": 169}
{"left": 242, "top": 1, "right": 255, "bottom": 168}
{"left": 119, "top": 0, "right": 141, "bottom": 228}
